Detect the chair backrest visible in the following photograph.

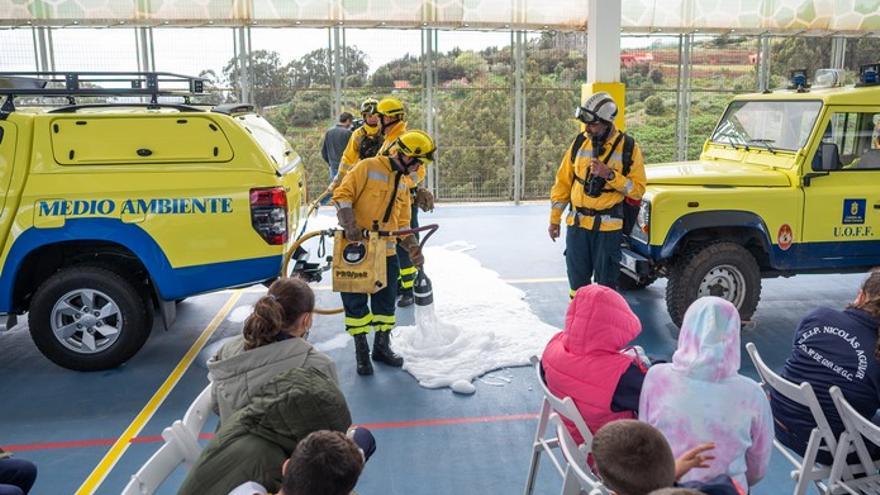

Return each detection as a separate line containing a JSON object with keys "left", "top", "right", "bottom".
{"left": 121, "top": 383, "right": 215, "bottom": 495}
{"left": 181, "top": 384, "right": 213, "bottom": 438}
{"left": 121, "top": 427, "right": 189, "bottom": 495}
{"left": 746, "top": 342, "right": 839, "bottom": 452}
{"left": 550, "top": 413, "right": 610, "bottom": 495}
{"left": 829, "top": 386, "right": 880, "bottom": 473}
{"left": 531, "top": 355, "right": 594, "bottom": 450}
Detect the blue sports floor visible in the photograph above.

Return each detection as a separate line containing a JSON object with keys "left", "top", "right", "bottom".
{"left": 0, "top": 203, "right": 866, "bottom": 494}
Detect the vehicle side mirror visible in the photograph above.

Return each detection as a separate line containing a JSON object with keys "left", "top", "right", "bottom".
{"left": 813, "top": 142, "right": 840, "bottom": 171}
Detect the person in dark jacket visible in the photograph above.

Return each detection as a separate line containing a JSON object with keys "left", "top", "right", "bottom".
{"left": 0, "top": 451, "right": 37, "bottom": 495}
{"left": 320, "top": 112, "right": 353, "bottom": 204}
{"left": 772, "top": 268, "right": 880, "bottom": 464}
{"left": 178, "top": 367, "right": 352, "bottom": 495}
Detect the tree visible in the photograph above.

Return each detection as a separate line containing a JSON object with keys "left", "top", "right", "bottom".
{"left": 288, "top": 46, "right": 369, "bottom": 89}
{"left": 223, "top": 50, "right": 292, "bottom": 108}
{"left": 644, "top": 95, "right": 666, "bottom": 116}
{"left": 454, "top": 51, "right": 488, "bottom": 81}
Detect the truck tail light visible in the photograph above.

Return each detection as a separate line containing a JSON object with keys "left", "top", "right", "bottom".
{"left": 250, "top": 187, "right": 288, "bottom": 245}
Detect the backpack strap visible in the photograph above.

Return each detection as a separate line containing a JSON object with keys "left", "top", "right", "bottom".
{"left": 381, "top": 170, "right": 403, "bottom": 225}
{"left": 621, "top": 133, "right": 635, "bottom": 177}
{"left": 568, "top": 132, "right": 588, "bottom": 165}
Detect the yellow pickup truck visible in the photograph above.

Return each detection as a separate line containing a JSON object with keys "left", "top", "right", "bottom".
{"left": 622, "top": 66, "right": 880, "bottom": 326}
{"left": 0, "top": 72, "right": 305, "bottom": 370}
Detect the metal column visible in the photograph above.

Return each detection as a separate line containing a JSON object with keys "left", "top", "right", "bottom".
{"left": 758, "top": 34, "right": 771, "bottom": 92}
{"left": 331, "top": 26, "right": 343, "bottom": 116}
{"left": 830, "top": 36, "right": 847, "bottom": 70}
{"left": 234, "top": 27, "right": 252, "bottom": 104}
{"left": 675, "top": 33, "right": 692, "bottom": 161}
{"left": 135, "top": 27, "right": 155, "bottom": 72}
{"left": 32, "top": 26, "right": 54, "bottom": 72}
{"left": 513, "top": 30, "right": 526, "bottom": 204}
{"left": 422, "top": 28, "right": 437, "bottom": 194}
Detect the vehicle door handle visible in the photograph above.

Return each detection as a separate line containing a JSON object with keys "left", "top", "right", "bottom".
{"left": 874, "top": 203, "right": 880, "bottom": 210}
{"left": 137, "top": 148, "right": 153, "bottom": 157}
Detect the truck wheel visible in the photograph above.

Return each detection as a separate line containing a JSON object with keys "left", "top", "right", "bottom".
{"left": 666, "top": 242, "right": 761, "bottom": 327}
{"left": 619, "top": 273, "right": 656, "bottom": 291}
{"left": 29, "top": 265, "right": 151, "bottom": 371}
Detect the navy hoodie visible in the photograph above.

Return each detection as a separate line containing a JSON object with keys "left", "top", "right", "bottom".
{"left": 771, "top": 307, "right": 880, "bottom": 458}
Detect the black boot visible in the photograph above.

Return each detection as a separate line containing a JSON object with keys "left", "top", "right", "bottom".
{"left": 354, "top": 334, "right": 373, "bottom": 375}
{"left": 372, "top": 331, "right": 404, "bottom": 367}
{"left": 397, "top": 290, "right": 414, "bottom": 308}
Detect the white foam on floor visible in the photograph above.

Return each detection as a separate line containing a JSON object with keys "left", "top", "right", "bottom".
{"left": 393, "top": 243, "right": 559, "bottom": 391}
{"left": 312, "top": 332, "right": 351, "bottom": 353}
{"left": 227, "top": 305, "right": 254, "bottom": 323}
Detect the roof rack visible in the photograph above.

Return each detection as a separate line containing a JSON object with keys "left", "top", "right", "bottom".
{"left": 0, "top": 71, "right": 208, "bottom": 119}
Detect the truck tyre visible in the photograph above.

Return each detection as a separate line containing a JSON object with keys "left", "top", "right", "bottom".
{"left": 619, "top": 273, "right": 656, "bottom": 291}
{"left": 29, "top": 265, "right": 151, "bottom": 371}
{"left": 666, "top": 242, "right": 761, "bottom": 327}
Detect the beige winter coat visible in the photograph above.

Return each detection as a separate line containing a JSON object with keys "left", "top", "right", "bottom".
{"left": 208, "top": 336, "right": 338, "bottom": 423}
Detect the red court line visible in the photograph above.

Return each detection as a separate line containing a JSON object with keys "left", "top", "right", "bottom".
{"left": 1, "top": 412, "right": 538, "bottom": 453}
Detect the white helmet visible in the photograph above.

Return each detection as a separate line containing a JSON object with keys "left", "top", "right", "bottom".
{"left": 575, "top": 92, "right": 618, "bottom": 124}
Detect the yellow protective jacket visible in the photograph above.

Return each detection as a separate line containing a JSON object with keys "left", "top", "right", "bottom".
{"left": 332, "top": 156, "right": 413, "bottom": 255}
{"left": 377, "top": 120, "right": 427, "bottom": 190}
{"left": 549, "top": 128, "right": 647, "bottom": 231}
{"left": 337, "top": 124, "right": 382, "bottom": 183}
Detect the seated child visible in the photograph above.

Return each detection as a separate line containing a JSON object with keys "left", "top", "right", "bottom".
{"left": 639, "top": 297, "right": 772, "bottom": 489}
{"left": 542, "top": 284, "right": 648, "bottom": 443}
{"left": 593, "top": 419, "right": 744, "bottom": 495}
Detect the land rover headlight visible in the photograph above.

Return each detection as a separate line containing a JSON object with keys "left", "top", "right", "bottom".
{"left": 637, "top": 200, "right": 651, "bottom": 237}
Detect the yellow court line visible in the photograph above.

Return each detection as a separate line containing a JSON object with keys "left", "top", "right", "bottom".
{"left": 75, "top": 290, "right": 244, "bottom": 495}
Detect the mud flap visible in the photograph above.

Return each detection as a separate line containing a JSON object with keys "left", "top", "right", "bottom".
{"left": 159, "top": 298, "right": 177, "bottom": 331}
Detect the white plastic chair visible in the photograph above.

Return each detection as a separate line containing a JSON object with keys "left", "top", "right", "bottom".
{"left": 828, "top": 386, "right": 880, "bottom": 494}
{"left": 524, "top": 355, "right": 595, "bottom": 495}
{"left": 181, "top": 383, "right": 214, "bottom": 440}
{"left": 550, "top": 413, "right": 610, "bottom": 495}
{"left": 121, "top": 383, "right": 213, "bottom": 495}
{"left": 746, "top": 342, "right": 844, "bottom": 495}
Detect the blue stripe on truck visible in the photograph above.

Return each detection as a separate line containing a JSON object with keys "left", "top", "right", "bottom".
{"left": 0, "top": 218, "right": 282, "bottom": 312}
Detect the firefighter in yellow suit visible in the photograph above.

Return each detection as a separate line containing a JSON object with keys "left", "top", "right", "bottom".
{"left": 333, "top": 130, "right": 436, "bottom": 376}
{"left": 375, "top": 97, "right": 436, "bottom": 307}
{"left": 549, "top": 92, "right": 647, "bottom": 295}
{"left": 326, "top": 98, "right": 384, "bottom": 192}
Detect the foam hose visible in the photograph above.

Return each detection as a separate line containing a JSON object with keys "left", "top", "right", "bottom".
{"left": 281, "top": 229, "right": 344, "bottom": 315}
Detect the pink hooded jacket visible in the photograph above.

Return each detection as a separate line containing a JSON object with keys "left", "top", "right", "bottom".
{"left": 541, "top": 285, "right": 643, "bottom": 444}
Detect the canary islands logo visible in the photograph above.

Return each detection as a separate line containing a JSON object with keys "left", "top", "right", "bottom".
{"left": 842, "top": 199, "right": 866, "bottom": 225}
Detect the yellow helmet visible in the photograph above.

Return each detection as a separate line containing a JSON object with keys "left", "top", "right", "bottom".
{"left": 376, "top": 97, "right": 406, "bottom": 119}
{"left": 360, "top": 97, "right": 378, "bottom": 115}
{"left": 393, "top": 130, "right": 436, "bottom": 165}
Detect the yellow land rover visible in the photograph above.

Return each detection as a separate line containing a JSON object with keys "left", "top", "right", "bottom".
{"left": 622, "top": 65, "right": 880, "bottom": 327}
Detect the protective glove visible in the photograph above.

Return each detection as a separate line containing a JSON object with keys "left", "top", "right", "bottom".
{"left": 548, "top": 223, "right": 560, "bottom": 242}
{"left": 337, "top": 207, "right": 363, "bottom": 242}
{"left": 414, "top": 187, "right": 435, "bottom": 212}
{"left": 399, "top": 235, "right": 424, "bottom": 267}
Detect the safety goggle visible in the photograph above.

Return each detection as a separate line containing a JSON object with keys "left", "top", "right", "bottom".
{"left": 574, "top": 106, "right": 604, "bottom": 124}
{"left": 396, "top": 141, "right": 435, "bottom": 165}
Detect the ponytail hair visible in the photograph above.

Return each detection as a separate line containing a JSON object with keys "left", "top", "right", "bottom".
{"left": 243, "top": 277, "right": 316, "bottom": 350}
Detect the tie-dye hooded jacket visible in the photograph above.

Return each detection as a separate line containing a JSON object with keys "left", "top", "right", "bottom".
{"left": 638, "top": 296, "right": 773, "bottom": 488}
